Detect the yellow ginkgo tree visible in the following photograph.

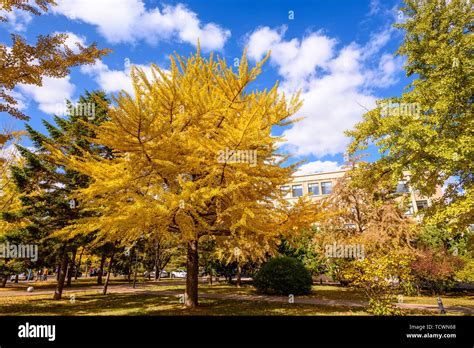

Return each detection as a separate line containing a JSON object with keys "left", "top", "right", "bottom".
{"left": 48, "top": 48, "right": 318, "bottom": 307}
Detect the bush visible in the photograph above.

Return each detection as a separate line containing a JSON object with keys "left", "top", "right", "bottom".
{"left": 253, "top": 257, "right": 312, "bottom": 295}
{"left": 411, "top": 247, "right": 464, "bottom": 294}
{"left": 340, "top": 251, "right": 414, "bottom": 316}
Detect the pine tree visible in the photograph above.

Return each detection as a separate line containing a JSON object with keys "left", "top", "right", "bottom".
{"left": 3, "top": 91, "right": 110, "bottom": 299}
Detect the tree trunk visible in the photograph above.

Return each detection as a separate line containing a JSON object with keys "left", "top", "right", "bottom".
{"left": 103, "top": 248, "right": 115, "bottom": 295}
{"left": 132, "top": 263, "right": 138, "bottom": 288}
{"left": 208, "top": 265, "right": 213, "bottom": 285}
{"left": 185, "top": 239, "right": 199, "bottom": 308}
{"left": 154, "top": 243, "right": 160, "bottom": 280}
{"left": 53, "top": 251, "right": 69, "bottom": 300}
{"left": 14, "top": 274, "right": 19, "bottom": 283}
{"left": 75, "top": 247, "right": 84, "bottom": 280}
{"left": 1, "top": 276, "right": 7, "bottom": 288}
{"left": 127, "top": 252, "right": 132, "bottom": 283}
{"left": 132, "top": 249, "right": 138, "bottom": 288}
{"left": 66, "top": 248, "right": 77, "bottom": 287}
{"left": 236, "top": 264, "right": 242, "bottom": 288}
{"left": 97, "top": 253, "right": 106, "bottom": 285}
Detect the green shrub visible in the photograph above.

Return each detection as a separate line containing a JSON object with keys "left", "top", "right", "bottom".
{"left": 253, "top": 256, "right": 312, "bottom": 295}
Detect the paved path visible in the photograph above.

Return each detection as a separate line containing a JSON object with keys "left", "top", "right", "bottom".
{"left": 1, "top": 281, "right": 472, "bottom": 314}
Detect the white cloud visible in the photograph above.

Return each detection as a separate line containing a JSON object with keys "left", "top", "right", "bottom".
{"left": 1, "top": 8, "right": 32, "bottom": 32}
{"left": 248, "top": 26, "right": 336, "bottom": 90}
{"left": 80, "top": 60, "right": 156, "bottom": 95}
{"left": 362, "top": 28, "right": 393, "bottom": 59}
{"left": 18, "top": 76, "right": 75, "bottom": 114}
{"left": 295, "top": 161, "right": 341, "bottom": 175}
{"left": 247, "top": 27, "right": 401, "bottom": 158}
{"left": 368, "top": 0, "right": 381, "bottom": 16}
{"left": 247, "top": 26, "right": 285, "bottom": 61}
{"left": 0, "top": 144, "right": 37, "bottom": 164}
{"left": 54, "top": 31, "right": 87, "bottom": 53}
{"left": 7, "top": 89, "right": 28, "bottom": 111}
{"left": 0, "top": 143, "right": 19, "bottom": 162}
{"left": 371, "top": 53, "right": 404, "bottom": 87}
{"left": 52, "top": 0, "right": 230, "bottom": 51}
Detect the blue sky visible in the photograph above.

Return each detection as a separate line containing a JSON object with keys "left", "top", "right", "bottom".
{"left": 1, "top": 0, "right": 410, "bottom": 173}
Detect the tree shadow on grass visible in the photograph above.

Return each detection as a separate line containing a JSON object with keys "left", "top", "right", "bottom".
{"left": 0, "top": 292, "right": 368, "bottom": 316}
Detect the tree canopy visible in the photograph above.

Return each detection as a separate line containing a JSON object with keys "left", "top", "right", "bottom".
{"left": 346, "top": 0, "right": 473, "bottom": 233}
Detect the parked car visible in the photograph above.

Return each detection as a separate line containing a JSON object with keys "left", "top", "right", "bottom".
{"left": 10, "top": 273, "right": 27, "bottom": 281}
{"left": 170, "top": 270, "right": 187, "bottom": 278}
{"left": 145, "top": 270, "right": 169, "bottom": 279}
{"left": 89, "top": 269, "right": 107, "bottom": 277}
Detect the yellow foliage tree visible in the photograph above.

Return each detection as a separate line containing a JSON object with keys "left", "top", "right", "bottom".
{"left": 48, "top": 48, "right": 318, "bottom": 307}
{"left": 0, "top": 131, "right": 23, "bottom": 232}
{"left": 0, "top": 0, "right": 109, "bottom": 145}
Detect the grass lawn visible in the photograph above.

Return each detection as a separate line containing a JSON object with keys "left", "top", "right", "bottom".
{"left": 1, "top": 279, "right": 471, "bottom": 315}
{"left": 194, "top": 283, "right": 474, "bottom": 309}
{"left": 0, "top": 291, "right": 404, "bottom": 316}
{"left": 0, "top": 290, "right": 461, "bottom": 316}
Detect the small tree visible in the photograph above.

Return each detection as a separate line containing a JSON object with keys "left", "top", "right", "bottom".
{"left": 411, "top": 248, "right": 464, "bottom": 295}
{"left": 340, "top": 251, "right": 414, "bottom": 316}
{"left": 278, "top": 226, "right": 326, "bottom": 276}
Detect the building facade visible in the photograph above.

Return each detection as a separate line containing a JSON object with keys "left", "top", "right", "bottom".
{"left": 282, "top": 169, "right": 442, "bottom": 220}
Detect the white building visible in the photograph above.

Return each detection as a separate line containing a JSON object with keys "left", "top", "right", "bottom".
{"left": 282, "top": 169, "right": 441, "bottom": 219}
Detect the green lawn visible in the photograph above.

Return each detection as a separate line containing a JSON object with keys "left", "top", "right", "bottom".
{"left": 1, "top": 280, "right": 472, "bottom": 316}
{"left": 194, "top": 283, "right": 473, "bottom": 309}
{"left": 0, "top": 291, "right": 385, "bottom": 316}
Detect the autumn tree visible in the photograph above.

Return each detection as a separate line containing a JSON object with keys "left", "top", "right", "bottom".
{"left": 0, "top": 0, "right": 109, "bottom": 145}
{"left": 315, "top": 161, "right": 419, "bottom": 258}
{"left": 312, "top": 161, "right": 420, "bottom": 314}
{"left": 145, "top": 233, "right": 179, "bottom": 281}
{"left": 0, "top": 129, "right": 22, "bottom": 219}
{"left": 47, "top": 48, "right": 319, "bottom": 307}
{"left": 346, "top": 0, "right": 473, "bottom": 233}
{"left": 340, "top": 251, "right": 414, "bottom": 316}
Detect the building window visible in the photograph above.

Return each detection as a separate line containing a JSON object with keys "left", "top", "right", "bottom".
{"left": 396, "top": 182, "right": 410, "bottom": 193}
{"left": 292, "top": 184, "right": 303, "bottom": 197}
{"left": 280, "top": 185, "right": 290, "bottom": 198}
{"left": 416, "top": 200, "right": 428, "bottom": 210}
{"left": 321, "top": 181, "right": 333, "bottom": 195}
{"left": 308, "top": 183, "right": 320, "bottom": 195}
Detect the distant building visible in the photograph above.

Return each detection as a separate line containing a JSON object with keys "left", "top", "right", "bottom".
{"left": 282, "top": 169, "right": 442, "bottom": 220}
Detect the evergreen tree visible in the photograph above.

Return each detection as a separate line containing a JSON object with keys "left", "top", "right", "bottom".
{"left": 3, "top": 91, "right": 110, "bottom": 299}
